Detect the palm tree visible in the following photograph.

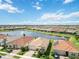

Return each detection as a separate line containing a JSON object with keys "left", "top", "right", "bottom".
{"left": 23, "top": 33, "right": 26, "bottom": 37}
{"left": 3, "top": 39, "right": 7, "bottom": 49}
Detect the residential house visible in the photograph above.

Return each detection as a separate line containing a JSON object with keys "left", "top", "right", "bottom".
{"left": 7, "top": 36, "right": 33, "bottom": 49}
{"left": 28, "top": 37, "right": 49, "bottom": 51}
{"left": 53, "top": 40, "right": 79, "bottom": 57}
{"left": 0, "top": 34, "right": 7, "bottom": 46}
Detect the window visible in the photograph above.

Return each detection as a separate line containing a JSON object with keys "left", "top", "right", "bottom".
{"left": 71, "top": 53, "right": 75, "bottom": 56}
{"left": 78, "top": 53, "right": 79, "bottom": 56}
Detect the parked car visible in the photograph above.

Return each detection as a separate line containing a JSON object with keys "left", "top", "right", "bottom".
{"left": 54, "top": 53, "right": 60, "bottom": 59}
{"left": 0, "top": 56, "right": 2, "bottom": 58}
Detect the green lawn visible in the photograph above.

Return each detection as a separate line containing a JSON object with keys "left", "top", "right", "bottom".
{"left": 0, "top": 52, "right": 6, "bottom": 56}
{"left": 0, "top": 48, "right": 12, "bottom": 53}
{"left": 13, "top": 56, "right": 20, "bottom": 59}
{"left": 0, "top": 48, "right": 7, "bottom": 52}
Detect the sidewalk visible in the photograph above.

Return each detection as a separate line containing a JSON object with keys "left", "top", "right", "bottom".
{"left": 0, "top": 51, "right": 39, "bottom": 59}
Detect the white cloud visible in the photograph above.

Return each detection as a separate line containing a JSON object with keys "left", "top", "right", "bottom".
{"left": 33, "top": 2, "right": 42, "bottom": 10}
{"left": 33, "top": 5, "right": 41, "bottom": 10}
{"left": 5, "top": 0, "right": 13, "bottom": 4}
{"left": 0, "top": 0, "right": 24, "bottom": 13}
{"left": 7, "top": 20, "right": 79, "bottom": 25}
{"left": 39, "top": 0, "right": 48, "bottom": 1}
{"left": 63, "top": 0, "right": 74, "bottom": 4}
{"left": 0, "top": 3, "right": 23, "bottom": 13}
{"left": 40, "top": 11, "right": 79, "bottom": 20}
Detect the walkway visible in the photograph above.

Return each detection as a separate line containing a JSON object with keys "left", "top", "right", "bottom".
{"left": 0, "top": 51, "right": 39, "bottom": 59}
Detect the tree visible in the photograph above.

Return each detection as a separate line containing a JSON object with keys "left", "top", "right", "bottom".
{"left": 3, "top": 39, "right": 7, "bottom": 49}
{"left": 25, "top": 46, "right": 29, "bottom": 51}
{"left": 21, "top": 47, "right": 26, "bottom": 52}
{"left": 36, "top": 47, "right": 45, "bottom": 58}
{"left": 45, "top": 40, "right": 52, "bottom": 56}
{"left": 37, "top": 50, "right": 43, "bottom": 58}
{"left": 21, "top": 46, "right": 29, "bottom": 52}
{"left": 23, "top": 33, "right": 26, "bottom": 37}
{"left": 75, "top": 35, "right": 79, "bottom": 41}
{"left": 40, "top": 47, "right": 45, "bottom": 54}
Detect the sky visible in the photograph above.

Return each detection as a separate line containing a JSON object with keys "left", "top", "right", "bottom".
{"left": 0, "top": 0, "right": 79, "bottom": 25}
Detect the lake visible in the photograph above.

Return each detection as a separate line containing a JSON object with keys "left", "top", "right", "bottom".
{"left": 0, "top": 30, "right": 66, "bottom": 40}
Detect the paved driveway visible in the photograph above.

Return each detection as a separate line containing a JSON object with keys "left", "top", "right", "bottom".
{"left": 11, "top": 50, "right": 20, "bottom": 54}
{"left": 1, "top": 54, "right": 14, "bottom": 59}
{"left": 0, "top": 47, "right": 3, "bottom": 50}
{"left": 0, "top": 50, "right": 38, "bottom": 59}
{"left": 20, "top": 56, "right": 39, "bottom": 59}
{"left": 60, "top": 56, "right": 69, "bottom": 59}
{"left": 0, "top": 50, "right": 20, "bottom": 59}
{"left": 24, "top": 51, "right": 34, "bottom": 57}
{"left": 20, "top": 51, "right": 38, "bottom": 59}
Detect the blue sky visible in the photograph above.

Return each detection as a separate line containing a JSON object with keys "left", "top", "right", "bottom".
{"left": 0, "top": 0, "right": 79, "bottom": 25}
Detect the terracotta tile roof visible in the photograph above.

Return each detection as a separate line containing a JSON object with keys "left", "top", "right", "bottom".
{"left": 54, "top": 40, "right": 78, "bottom": 52}
{"left": 29, "top": 37, "right": 49, "bottom": 48}
{"left": 0, "top": 34, "right": 7, "bottom": 40}
{"left": 10, "top": 36, "right": 33, "bottom": 46}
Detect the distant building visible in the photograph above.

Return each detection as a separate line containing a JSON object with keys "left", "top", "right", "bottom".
{"left": 65, "top": 29, "right": 77, "bottom": 34}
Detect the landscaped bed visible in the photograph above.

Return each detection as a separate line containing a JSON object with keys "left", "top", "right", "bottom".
{"left": 17, "top": 46, "right": 29, "bottom": 55}
{"left": 17, "top": 51, "right": 26, "bottom": 55}
{"left": 0, "top": 48, "right": 13, "bottom": 53}
{"left": 13, "top": 56, "right": 20, "bottom": 59}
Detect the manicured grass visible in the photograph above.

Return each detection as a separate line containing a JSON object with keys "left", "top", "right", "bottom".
{"left": 13, "top": 56, "right": 20, "bottom": 59}
{"left": 0, "top": 29, "right": 12, "bottom": 32}
{"left": 40, "top": 57, "right": 47, "bottom": 59}
{"left": 0, "top": 48, "right": 12, "bottom": 53}
{"left": 0, "top": 53, "right": 6, "bottom": 56}
{"left": 0, "top": 48, "right": 7, "bottom": 52}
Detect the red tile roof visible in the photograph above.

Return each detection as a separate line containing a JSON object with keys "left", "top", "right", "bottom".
{"left": 0, "top": 34, "right": 7, "bottom": 39}
{"left": 10, "top": 36, "right": 33, "bottom": 46}
{"left": 54, "top": 40, "right": 78, "bottom": 52}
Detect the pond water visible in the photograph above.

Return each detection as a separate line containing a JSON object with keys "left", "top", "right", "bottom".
{"left": 0, "top": 30, "right": 66, "bottom": 40}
